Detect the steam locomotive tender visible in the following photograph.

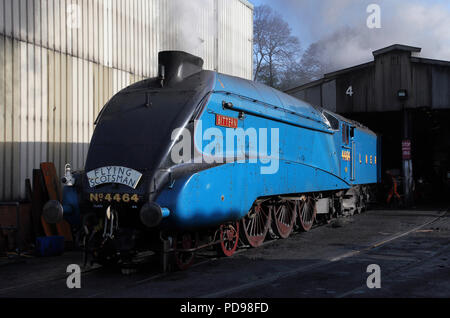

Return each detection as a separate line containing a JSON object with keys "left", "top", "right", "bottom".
{"left": 43, "top": 51, "right": 381, "bottom": 270}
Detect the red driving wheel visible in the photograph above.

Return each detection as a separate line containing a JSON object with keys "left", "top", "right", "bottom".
{"left": 174, "top": 232, "right": 198, "bottom": 271}
{"left": 218, "top": 221, "right": 240, "bottom": 257}
{"left": 241, "top": 203, "right": 271, "bottom": 248}
{"left": 272, "top": 201, "right": 297, "bottom": 239}
{"left": 297, "top": 197, "right": 317, "bottom": 232}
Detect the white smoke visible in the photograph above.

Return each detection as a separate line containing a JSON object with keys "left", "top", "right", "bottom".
{"left": 163, "top": 0, "right": 216, "bottom": 59}
{"left": 273, "top": 0, "right": 450, "bottom": 73}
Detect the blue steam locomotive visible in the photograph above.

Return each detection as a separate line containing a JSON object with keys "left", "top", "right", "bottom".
{"left": 43, "top": 51, "right": 380, "bottom": 270}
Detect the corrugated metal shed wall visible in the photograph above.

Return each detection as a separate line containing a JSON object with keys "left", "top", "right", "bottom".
{"left": 0, "top": 0, "right": 254, "bottom": 201}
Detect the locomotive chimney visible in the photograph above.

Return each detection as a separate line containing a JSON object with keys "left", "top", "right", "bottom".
{"left": 158, "top": 51, "right": 204, "bottom": 86}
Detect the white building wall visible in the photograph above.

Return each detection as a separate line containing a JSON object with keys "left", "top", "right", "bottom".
{"left": 0, "top": 0, "right": 254, "bottom": 200}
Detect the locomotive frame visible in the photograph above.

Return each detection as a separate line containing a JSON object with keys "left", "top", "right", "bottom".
{"left": 42, "top": 51, "right": 381, "bottom": 272}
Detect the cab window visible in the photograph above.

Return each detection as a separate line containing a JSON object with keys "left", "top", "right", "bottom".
{"left": 342, "top": 124, "right": 349, "bottom": 145}
{"left": 323, "top": 112, "right": 339, "bottom": 130}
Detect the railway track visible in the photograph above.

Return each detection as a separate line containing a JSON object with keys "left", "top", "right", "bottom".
{"left": 80, "top": 209, "right": 449, "bottom": 297}
{"left": 1, "top": 208, "right": 447, "bottom": 297}
{"left": 201, "top": 210, "right": 448, "bottom": 298}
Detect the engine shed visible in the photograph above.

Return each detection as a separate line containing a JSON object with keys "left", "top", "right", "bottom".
{"left": 286, "top": 44, "right": 450, "bottom": 204}
{"left": 0, "top": 0, "right": 254, "bottom": 202}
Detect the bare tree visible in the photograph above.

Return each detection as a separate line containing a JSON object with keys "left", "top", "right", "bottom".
{"left": 253, "top": 5, "right": 302, "bottom": 88}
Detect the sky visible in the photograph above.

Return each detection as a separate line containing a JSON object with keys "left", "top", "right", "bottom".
{"left": 250, "top": 0, "right": 450, "bottom": 72}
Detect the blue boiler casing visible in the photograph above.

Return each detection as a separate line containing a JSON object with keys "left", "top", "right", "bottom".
{"left": 155, "top": 72, "right": 379, "bottom": 228}
{"left": 73, "top": 51, "right": 382, "bottom": 265}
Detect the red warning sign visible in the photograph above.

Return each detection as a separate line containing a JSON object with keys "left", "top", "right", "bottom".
{"left": 402, "top": 140, "right": 411, "bottom": 160}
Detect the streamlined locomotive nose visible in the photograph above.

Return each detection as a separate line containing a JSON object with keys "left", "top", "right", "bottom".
{"left": 140, "top": 202, "right": 171, "bottom": 228}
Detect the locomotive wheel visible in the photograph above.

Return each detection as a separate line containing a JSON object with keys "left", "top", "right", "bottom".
{"left": 272, "top": 201, "right": 297, "bottom": 239}
{"left": 174, "top": 232, "right": 198, "bottom": 271}
{"left": 297, "top": 197, "right": 317, "bottom": 232}
{"left": 241, "top": 203, "right": 271, "bottom": 248}
{"left": 357, "top": 193, "right": 366, "bottom": 214}
{"left": 218, "top": 222, "right": 240, "bottom": 257}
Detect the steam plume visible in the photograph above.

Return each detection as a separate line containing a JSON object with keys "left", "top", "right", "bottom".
{"left": 275, "top": 0, "right": 450, "bottom": 73}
